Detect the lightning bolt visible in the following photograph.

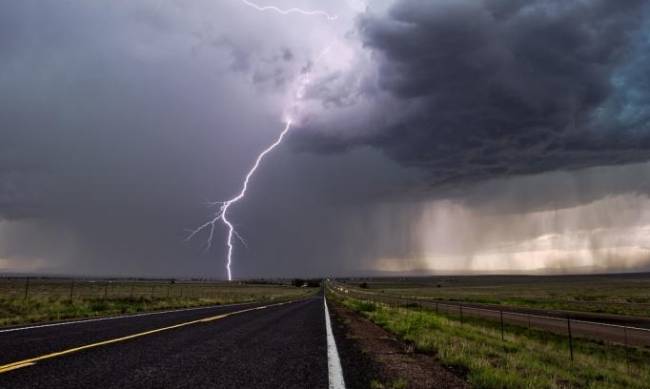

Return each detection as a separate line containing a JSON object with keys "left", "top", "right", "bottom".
{"left": 239, "top": 0, "right": 338, "bottom": 20}
{"left": 188, "top": 2, "right": 336, "bottom": 281}
{"left": 186, "top": 121, "right": 292, "bottom": 281}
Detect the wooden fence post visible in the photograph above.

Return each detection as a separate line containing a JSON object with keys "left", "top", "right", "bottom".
{"left": 500, "top": 310, "right": 505, "bottom": 341}
{"left": 69, "top": 281, "right": 75, "bottom": 300}
{"left": 23, "top": 277, "right": 30, "bottom": 300}
{"left": 567, "top": 316, "right": 574, "bottom": 362}
{"left": 624, "top": 326, "right": 630, "bottom": 374}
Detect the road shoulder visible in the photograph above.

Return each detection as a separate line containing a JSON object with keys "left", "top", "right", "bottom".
{"left": 330, "top": 301, "right": 469, "bottom": 389}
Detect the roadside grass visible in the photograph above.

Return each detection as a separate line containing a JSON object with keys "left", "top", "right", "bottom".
{"left": 0, "top": 281, "right": 314, "bottom": 326}
{"left": 370, "top": 378, "right": 408, "bottom": 389}
{"left": 335, "top": 295, "right": 650, "bottom": 389}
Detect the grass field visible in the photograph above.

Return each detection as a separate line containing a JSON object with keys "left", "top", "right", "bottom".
{"left": 332, "top": 292, "right": 650, "bottom": 389}
{"left": 342, "top": 274, "right": 650, "bottom": 317}
{"left": 0, "top": 278, "right": 316, "bottom": 327}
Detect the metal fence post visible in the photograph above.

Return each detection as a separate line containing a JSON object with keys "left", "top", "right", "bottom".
{"left": 103, "top": 282, "right": 108, "bottom": 299}
{"left": 130, "top": 284, "right": 134, "bottom": 299}
{"left": 567, "top": 316, "right": 574, "bottom": 362}
{"left": 500, "top": 310, "right": 505, "bottom": 341}
{"left": 69, "top": 281, "right": 75, "bottom": 300}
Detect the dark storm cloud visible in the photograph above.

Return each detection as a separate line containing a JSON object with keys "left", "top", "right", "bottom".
{"left": 0, "top": 0, "right": 293, "bottom": 275}
{"left": 296, "top": 0, "right": 650, "bottom": 185}
{"left": 3, "top": 0, "right": 650, "bottom": 278}
{"left": 0, "top": 0, "right": 408, "bottom": 277}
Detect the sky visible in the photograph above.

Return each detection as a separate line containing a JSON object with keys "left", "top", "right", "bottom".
{"left": 1, "top": 0, "right": 650, "bottom": 278}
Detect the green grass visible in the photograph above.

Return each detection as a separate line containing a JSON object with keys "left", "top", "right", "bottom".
{"left": 335, "top": 294, "right": 650, "bottom": 389}
{"left": 0, "top": 279, "right": 315, "bottom": 326}
{"left": 370, "top": 378, "right": 408, "bottom": 389}
{"left": 342, "top": 274, "right": 650, "bottom": 317}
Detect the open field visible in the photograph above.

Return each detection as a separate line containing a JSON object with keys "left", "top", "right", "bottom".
{"left": 339, "top": 273, "right": 650, "bottom": 318}
{"left": 0, "top": 277, "right": 316, "bottom": 327}
{"left": 330, "top": 291, "right": 650, "bottom": 389}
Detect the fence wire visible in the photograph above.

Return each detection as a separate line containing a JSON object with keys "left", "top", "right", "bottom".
{"left": 329, "top": 282, "right": 650, "bottom": 351}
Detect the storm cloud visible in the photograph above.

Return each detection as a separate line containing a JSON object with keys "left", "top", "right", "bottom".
{"left": 297, "top": 0, "right": 650, "bottom": 185}
{"left": 2, "top": 0, "right": 650, "bottom": 278}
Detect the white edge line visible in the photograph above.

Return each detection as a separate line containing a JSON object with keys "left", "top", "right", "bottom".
{"left": 0, "top": 301, "right": 256, "bottom": 334}
{"left": 324, "top": 296, "right": 346, "bottom": 389}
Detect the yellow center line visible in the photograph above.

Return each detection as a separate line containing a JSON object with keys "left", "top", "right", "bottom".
{"left": 0, "top": 301, "right": 292, "bottom": 374}
{"left": 0, "top": 362, "right": 35, "bottom": 374}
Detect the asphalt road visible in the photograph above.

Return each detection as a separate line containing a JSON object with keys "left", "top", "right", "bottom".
{"left": 0, "top": 295, "right": 332, "bottom": 389}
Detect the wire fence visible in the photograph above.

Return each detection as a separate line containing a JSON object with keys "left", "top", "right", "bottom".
{"left": 0, "top": 277, "right": 290, "bottom": 301}
{"left": 328, "top": 282, "right": 650, "bottom": 363}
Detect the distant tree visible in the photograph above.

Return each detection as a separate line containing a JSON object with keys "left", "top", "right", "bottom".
{"left": 292, "top": 278, "right": 305, "bottom": 287}
{"left": 360, "top": 282, "right": 369, "bottom": 289}
{"left": 306, "top": 280, "right": 321, "bottom": 288}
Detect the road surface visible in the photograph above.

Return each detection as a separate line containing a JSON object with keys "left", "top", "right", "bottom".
{"left": 0, "top": 294, "right": 343, "bottom": 389}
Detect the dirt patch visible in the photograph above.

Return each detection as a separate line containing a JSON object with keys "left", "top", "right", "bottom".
{"left": 330, "top": 302, "right": 469, "bottom": 389}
